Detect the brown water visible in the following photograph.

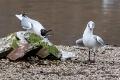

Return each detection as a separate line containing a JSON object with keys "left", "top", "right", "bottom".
{"left": 0, "top": 0, "right": 120, "bottom": 45}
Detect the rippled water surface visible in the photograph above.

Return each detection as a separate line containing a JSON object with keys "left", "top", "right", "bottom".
{"left": 0, "top": 0, "right": 120, "bottom": 45}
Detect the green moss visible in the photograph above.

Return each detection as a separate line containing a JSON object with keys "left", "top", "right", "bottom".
{"left": 6, "top": 32, "right": 16, "bottom": 38}
{"left": 40, "top": 42, "right": 48, "bottom": 47}
{"left": 40, "top": 42, "right": 59, "bottom": 55}
{"left": 11, "top": 33, "right": 16, "bottom": 38}
{"left": 47, "top": 45, "right": 59, "bottom": 55}
{"left": 28, "top": 32, "right": 42, "bottom": 43}
{"left": 11, "top": 39, "right": 18, "bottom": 49}
{"left": 7, "top": 33, "right": 19, "bottom": 49}
{"left": 5, "top": 33, "right": 17, "bottom": 46}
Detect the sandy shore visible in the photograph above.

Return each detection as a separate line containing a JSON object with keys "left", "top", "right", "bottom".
{"left": 0, "top": 45, "right": 120, "bottom": 80}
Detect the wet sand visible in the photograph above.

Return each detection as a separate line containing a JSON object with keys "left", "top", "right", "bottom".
{"left": 0, "top": 45, "right": 120, "bottom": 80}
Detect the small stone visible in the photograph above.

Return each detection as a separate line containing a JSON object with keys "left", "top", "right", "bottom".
{"left": 7, "top": 43, "right": 29, "bottom": 61}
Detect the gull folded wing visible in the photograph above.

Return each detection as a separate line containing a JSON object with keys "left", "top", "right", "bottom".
{"left": 93, "top": 35, "right": 104, "bottom": 45}
{"left": 21, "top": 18, "right": 32, "bottom": 29}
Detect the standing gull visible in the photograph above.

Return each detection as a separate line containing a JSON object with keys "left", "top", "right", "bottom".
{"left": 76, "top": 21, "right": 104, "bottom": 63}
{"left": 15, "top": 12, "right": 53, "bottom": 38}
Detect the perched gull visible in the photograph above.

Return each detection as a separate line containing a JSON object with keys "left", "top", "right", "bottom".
{"left": 15, "top": 12, "right": 53, "bottom": 38}
{"left": 76, "top": 21, "right": 104, "bottom": 63}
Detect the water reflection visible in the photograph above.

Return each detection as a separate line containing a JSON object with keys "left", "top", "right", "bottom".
{"left": 0, "top": 0, "right": 120, "bottom": 45}
{"left": 102, "top": 0, "right": 119, "bottom": 14}
{"left": 101, "top": 0, "right": 120, "bottom": 46}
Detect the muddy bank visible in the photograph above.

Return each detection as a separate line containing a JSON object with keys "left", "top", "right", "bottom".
{"left": 0, "top": 45, "right": 120, "bottom": 80}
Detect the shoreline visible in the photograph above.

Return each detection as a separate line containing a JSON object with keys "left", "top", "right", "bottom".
{"left": 0, "top": 45, "right": 120, "bottom": 80}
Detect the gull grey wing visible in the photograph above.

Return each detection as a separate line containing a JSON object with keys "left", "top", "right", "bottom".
{"left": 76, "top": 38, "right": 85, "bottom": 47}
{"left": 21, "top": 18, "right": 32, "bottom": 29}
{"left": 93, "top": 35, "right": 104, "bottom": 45}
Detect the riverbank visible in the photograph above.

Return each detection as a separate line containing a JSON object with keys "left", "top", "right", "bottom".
{"left": 0, "top": 45, "right": 120, "bottom": 80}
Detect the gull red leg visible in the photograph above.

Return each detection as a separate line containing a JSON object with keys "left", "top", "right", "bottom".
{"left": 94, "top": 52, "right": 96, "bottom": 62}
{"left": 88, "top": 49, "right": 91, "bottom": 62}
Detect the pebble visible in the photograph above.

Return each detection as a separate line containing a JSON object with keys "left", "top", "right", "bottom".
{"left": 0, "top": 45, "right": 119, "bottom": 80}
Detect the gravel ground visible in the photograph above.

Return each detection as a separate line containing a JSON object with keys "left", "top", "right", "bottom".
{"left": 0, "top": 45, "right": 120, "bottom": 80}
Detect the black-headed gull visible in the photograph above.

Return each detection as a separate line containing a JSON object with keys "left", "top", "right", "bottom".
{"left": 15, "top": 12, "right": 53, "bottom": 38}
{"left": 76, "top": 21, "right": 104, "bottom": 63}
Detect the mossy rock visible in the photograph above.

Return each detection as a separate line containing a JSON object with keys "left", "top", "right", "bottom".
{"left": 40, "top": 42, "right": 59, "bottom": 55}
{"left": 24, "top": 32, "right": 59, "bottom": 56}
{"left": 0, "top": 31, "right": 60, "bottom": 59}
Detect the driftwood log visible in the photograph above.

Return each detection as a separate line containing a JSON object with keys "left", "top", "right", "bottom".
{"left": 0, "top": 31, "right": 59, "bottom": 61}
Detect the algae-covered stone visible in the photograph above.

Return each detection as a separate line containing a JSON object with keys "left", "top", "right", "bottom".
{"left": 24, "top": 32, "right": 59, "bottom": 58}
{"left": 0, "top": 32, "right": 17, "bottom": 57}
{"left": 40, "top": 42, "right": 59, "bottom": 55}
{"left": 37, "top": 42, "right": 59, "bottom": 58}
{"left": 0, "top": 31, "right": 60, "bottom": 60}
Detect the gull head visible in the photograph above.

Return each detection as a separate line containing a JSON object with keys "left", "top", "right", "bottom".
{"left": 87, "top": 21, "right": 95, "bottom": 31}
{"left": 22, "top": 12, "right": 27, "bottom": 17}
